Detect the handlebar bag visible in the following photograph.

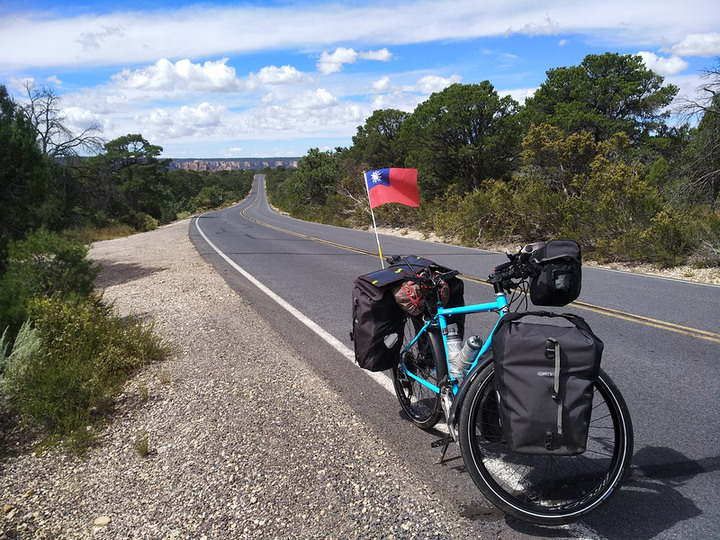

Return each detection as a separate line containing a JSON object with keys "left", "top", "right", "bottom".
{"left": 491, "top": 311, "right": 603, "bottom": 455}
{"left": 350, "top": 272, "right": 407, "bottom": 372}
{"left": 529, "top": 240, "right": 582, "bottom": 306}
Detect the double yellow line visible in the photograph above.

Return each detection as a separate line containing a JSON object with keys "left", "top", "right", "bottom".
{"left": 238, "top": 191, "right": 720, "bottom": 345}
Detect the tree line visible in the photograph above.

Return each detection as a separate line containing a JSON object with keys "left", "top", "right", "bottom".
{"left": 267, "top": 53, "right": 720, "bottom": 269}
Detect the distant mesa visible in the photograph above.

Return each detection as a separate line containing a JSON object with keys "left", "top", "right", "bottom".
{"left": 169, "top": 158, "right": 299, "bottom": 171}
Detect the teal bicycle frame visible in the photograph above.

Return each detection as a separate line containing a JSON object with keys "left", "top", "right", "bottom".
{"left": 401, "top": 290, "right": 509, "bottom": 396}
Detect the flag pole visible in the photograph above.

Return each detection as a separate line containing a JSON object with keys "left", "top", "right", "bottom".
{"left": 363, "top": 171, "right": 385, "bottom": 269}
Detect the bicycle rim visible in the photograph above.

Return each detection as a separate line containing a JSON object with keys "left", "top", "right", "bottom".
{"left": 460, "top": 366, "right": 633, "bottom": 525}
{"left": 392, "top": 316, "right": 442, "bottom": 429}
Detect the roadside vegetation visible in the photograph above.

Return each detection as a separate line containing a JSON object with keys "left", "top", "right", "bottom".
{"left": 0, "top": 82, "right": 258, "bottom": 452}
{"left": 267, "top": 53, "right": 720, "bottom": 270}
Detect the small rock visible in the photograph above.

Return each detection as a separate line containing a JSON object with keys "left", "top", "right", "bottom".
{"left": 94, "top": 516, "right": 112, "bottom": 527}
{"left": 3, "top": 504, "right": 13, "bottom": 513}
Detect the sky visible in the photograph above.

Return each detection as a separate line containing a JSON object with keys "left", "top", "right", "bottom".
{"left": 1, "top": 0, "right": 719, "bottom": 159}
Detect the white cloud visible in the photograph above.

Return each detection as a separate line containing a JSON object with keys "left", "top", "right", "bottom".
{"left": 370, "top": 91, "right": 425, "bottom": 113}
{"left": 415, "top": 74, "right": 462, "bottom": 94}
{"left": 663, "top": 33, "right": 720, "bottom": 57}
{"left": 512, "top": 15, "right": 560, "bottom": 37}
{"left": 112, "top": 58, "right": 242, "bottom": 93}
{"left": 317, "top": 47, "right": 392, "bottom": 74}
{"left": 251, "top": 87, "right": 366, "bottom": 135}
{"left": 1, "top": 1, "right": 719, "bottom": 71}
{"left": 77, "top": 25, "right": 125, "bottom": 51}
{"left": 637, "top": 52, "right": 689, "bottom": 76}
{"left": 499, "top": 87, "right": 538, "bottom": 104}
{"left": 296, "top": 88, "right": 339, "bottom": 110}
{"left": 360, "top": 48, "right": 392, "bottom": 62}
{"left": 7, "top": 77, "right": 35, "bottom": 93}
{"left": 63, "top": 106, "right": 101, "bottom": 132}
{"left": 248, "top": 65, "right": 306, "bottom": 86}
{"left": 142, "top": 102, "right": 228, "bottom": 139}
{"left": 371, "top": 76, "right": 391, "bottom": 91}
{"left": 317, "top": 48, "right": 359, "bottom": 74}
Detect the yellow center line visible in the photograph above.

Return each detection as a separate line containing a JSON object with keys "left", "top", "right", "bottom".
{"left": 237, "top": 195, "right": 720, "bottom": 345}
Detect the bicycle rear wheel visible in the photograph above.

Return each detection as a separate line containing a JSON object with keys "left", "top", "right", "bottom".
{"left": 392, "top": 315, "right": 442, "bottom": 429}
{"left": 458, "top": 365, "right": 633, "bottom": 525}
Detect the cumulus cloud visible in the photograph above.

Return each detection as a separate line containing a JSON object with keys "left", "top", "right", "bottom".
{"left": 112, "top": 58, "right": 242, "bottom": 93}
{"left": 246, "top": 65, "right": 307, "bottom": 89}
{"left": 415, "top": 74, "right": 462, "bottom": 94}
{"left": 663, "top": 33, "right": 720, "bottom": 57}
{"left": 252, "top": 87, "right": 366, "bottom": 135}
{"left": 296, "top": 88, "right": 339, "bottom": 110}
{"left": 62, "top": 106, "right": 101, "bottom": 132}
{"left": 371, "top": 76, "right": 391, "bottom": 92}
{"left": 143, "top": 102, "right": 228, "bottom": 138}
{"left": 637, "top": 52, "right": 689, "bottom": 76}
{"left": 317, "top": 47, "right": 392, "bottom": 74}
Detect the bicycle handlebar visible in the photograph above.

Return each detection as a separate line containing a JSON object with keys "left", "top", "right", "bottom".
{"left": 488, "top": 244, "right": 541, "bottom": 290}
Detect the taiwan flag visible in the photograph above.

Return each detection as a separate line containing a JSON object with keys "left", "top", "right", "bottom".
{"left": 364, "top": 168, "right": 420, "bottom": 209}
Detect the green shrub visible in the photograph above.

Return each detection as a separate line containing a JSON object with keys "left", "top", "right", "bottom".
{"left": 0, "top": 229, "right": 100, "bottom": 339}
{"left": 123, "top": 211, "right": 158, "bottom": 232}
{"left": 1, "top": 295, "right": 169, "bottom": 451}
{"left": 642, "top": 209, "right": 699, "bottom": 267}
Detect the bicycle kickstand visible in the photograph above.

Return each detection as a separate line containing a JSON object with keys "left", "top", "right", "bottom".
{"left": 431, "top": 436, "right": 454, "bottom": 464}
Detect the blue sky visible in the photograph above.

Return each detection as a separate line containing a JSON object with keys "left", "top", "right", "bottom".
{"left": 1, "top": 0, "right": 719, "bottom": 158}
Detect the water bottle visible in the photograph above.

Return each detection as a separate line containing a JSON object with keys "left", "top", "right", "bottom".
{"left": 450, "top": 335, "right": 483, "bottom": 380}
{"left": 446, "top": 328, "right": 463, "bottom": 379}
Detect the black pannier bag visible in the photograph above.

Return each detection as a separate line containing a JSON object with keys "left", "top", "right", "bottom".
{"left": 350, "top": 276, "right": 405, "bottom": 372}
{"left": 350, "top": 257, "right": 464, "bottom": 372}
{"left": 529, "top": 240, "right": 582, "bottom": 307}
{"left": 491, "top": 311, "right": 603, "bottom": 455}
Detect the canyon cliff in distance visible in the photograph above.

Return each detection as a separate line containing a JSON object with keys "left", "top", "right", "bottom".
{"left": 169, "top": 158, "right": 299, "bottom": 171}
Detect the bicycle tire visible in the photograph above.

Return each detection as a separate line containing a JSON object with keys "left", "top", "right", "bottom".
{"left": 392, "top": 315, "right": 443, "bottom": 430}
{"left": 458, "top": 364, "right": 633, "bottom": 525}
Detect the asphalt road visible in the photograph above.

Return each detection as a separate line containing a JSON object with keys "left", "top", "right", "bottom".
{"left": 190, "top": 174, "right": 720, "bottom": 539}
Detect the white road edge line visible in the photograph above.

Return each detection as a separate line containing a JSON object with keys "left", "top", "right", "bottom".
{"left": 193, "top": 215, "right": 396, "bottom": 395}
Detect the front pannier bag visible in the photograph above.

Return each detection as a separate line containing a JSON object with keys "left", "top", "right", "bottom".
{"left": 529, "top": 240, "right": 582, "bottom": 306}
{"left": 491, "top": 311, "right": 603, "bottom": 455}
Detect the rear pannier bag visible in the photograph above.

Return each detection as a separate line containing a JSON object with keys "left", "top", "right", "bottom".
{"left": 351, "top": 257, "right": 464, "bottom": 371}
{"left": 529, "top": 240, "right": 582, "bottom": 307}
{"left": 491, "top": 311, "right": 603, "bottom": 455}
{"left": 351, "top": 275, "right": 406, "bottom": 372}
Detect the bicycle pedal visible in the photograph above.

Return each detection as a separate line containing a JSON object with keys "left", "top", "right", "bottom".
{"left": 431, "top": 436, "right": 454, "bottom": 448}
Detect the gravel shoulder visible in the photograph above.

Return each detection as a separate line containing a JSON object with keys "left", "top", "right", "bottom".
{"left": 1, "top": 219, "right": 497, "bottom": 539}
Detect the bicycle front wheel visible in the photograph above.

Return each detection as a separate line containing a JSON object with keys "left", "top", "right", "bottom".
{"left": 391, "top": 315, "right": 442, "bottom": 430}
{"left": 458, "top": 365, "right": 633, "bottom": 525}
